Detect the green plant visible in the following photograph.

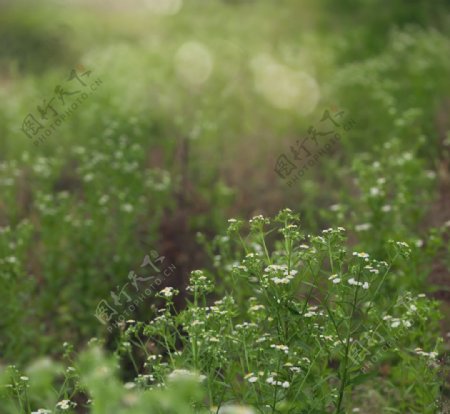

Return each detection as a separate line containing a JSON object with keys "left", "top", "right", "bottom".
{"left": 116, "top": 210, "right": 442, "bottom": 413}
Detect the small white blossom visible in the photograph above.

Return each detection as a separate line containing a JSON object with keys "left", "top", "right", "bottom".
{"left": 167, "top": 369, "right": 206, "bottom": 383}
{"left": 271, "top": 277, "right": 291, "bottom": 284}
{"left": 355, "top": 223, "right": 372, "bottom": 232}
{"left": 218, "top": 405, "right": 256, "bottom": 414}
{"left": 270, "top": 344, "right": 289, "bottom": 354}
{"left": 159, "top": 287, "right": 176, "bottom": 298}
{"left": 329, "top": 274, "right": 341, "bottom": 284}
{"left": 353, "top": 252, "right": 369, "bottom": 259}
{"left": 56, "top": 400, "right": 76, "bottom": 410}
{"left": 414, "top": 348, "right": 438, "bottom": 360}
{"left": 121, "top": 203, "right": 134, "bottom": 213}
{"left": 243, "top": 372, "right": 258, "bottom": 384}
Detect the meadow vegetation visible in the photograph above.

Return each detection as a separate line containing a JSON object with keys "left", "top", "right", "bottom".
{"left": 0, "top": 0, "right": 449, "bottom": 412}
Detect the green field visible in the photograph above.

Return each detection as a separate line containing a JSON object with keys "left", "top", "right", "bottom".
{"left": 0, "top": 0, "right": 449, "bottom": 412}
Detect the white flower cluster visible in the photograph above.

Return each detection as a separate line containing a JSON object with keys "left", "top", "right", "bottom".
{"left": 56, "top": 400, "right": 76, "bottom": 411}
{"left": 352, "top": 251, "right": 369, "bottom": 259}
{"left": 167, "top": 369, "right": 206, "bottom": 383}
{"left": 270, "top": 344, "right": 289, "bottom": 354}
{"left": 329, "top": 274, "right": 341, "bottom": 284}
{"left": 364, "top": 264, "right": 379, "bottom": 274}
{"left": 187, "top": 270, "right": 213, "bottom": 293}
{"left": 266, "top": 375, "right": 290, "bottom": 388}
{"left": 218, "top": 405, "right": 256, "bottom": 414}
{"left": 369, "top": 186, "right": 383, "bottom": 197}
{"left": 355, "top": 223, "right": 371, "bottom": 232}
{"left": 249, "top": 215, "right": 269, "bottom": 226}
{"left": 348, "top": 278, "right": 369, "bottom": 289}
{"left": 248, "top": 297, "right": 265, "bottom": 313}
{"left": 235, "top": 322, "right": 258, "bottom": 331}
{"left": 137, "top": 373, "right": 155, "bottom": 382}
{"left": 382, "top": 315, "right": 412, "bottom": 328}
{"left": 244, "top": 372, "right": 264, "bottom": 383}
{"left": 322, "top": 227, "right": 345, "bottom": 234}
{"left": 232, "top": 264, "right": 248, "bottom": 272}
{"left": 304, "top": 306, "right": 324, "bottom": 318}
{"left": 255, "top": 333, "right": 270, "bottom": 344}
{"left": 414, "top": 348, "right": 438, "bottom": 360}
{"left": 263, "top": 264, "right": 297, "bottom": 285}
{"left": 158, "top": 286, "right": 177, "bottom": 299}
{"left": 284, "top": 362, "right": 301, "bottom": 373}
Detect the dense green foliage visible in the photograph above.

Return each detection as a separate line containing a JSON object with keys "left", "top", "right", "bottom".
{"left": 0, "top": 0, "right": 449, "bottom": 413}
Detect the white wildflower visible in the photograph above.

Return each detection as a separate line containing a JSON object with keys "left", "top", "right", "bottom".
{"left": 159, "top": 286, "right": 175, "bottom": 298}
{"left": 167, "top": 369, "right": 206, "bottom": 383}
{"left": 355, "top": 223, "right": 372, "bottom": 232}
{"left": 121, "top": 203, "right": 134, "bottom": 213}
{"left": 353, "top": 252, "right": 369, "bottom": 259}
{"left": 56, "top": 400, "right": 76, "bottom": 410}
{"left": 270, "top": 344, "right": 289, "bottom": 354}
{"left": 329, "top": 274, "right": 341, "bottom": 284}
{"left": 218, "top": 405, "right": 256, "bottom": 414}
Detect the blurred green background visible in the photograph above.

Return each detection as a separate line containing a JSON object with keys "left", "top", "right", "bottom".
{"left": 0, "top": 0, "right": 449, "bottom": 364}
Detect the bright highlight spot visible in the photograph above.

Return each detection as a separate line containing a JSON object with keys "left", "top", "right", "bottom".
{"left": 251, "top": 54, "right": 320, "bottom": 115}
{"left": 174, "top": 42, "right": 213, "bottom": 86}
{"left": 144, "top": 0, "right": 183, "bottom": 15}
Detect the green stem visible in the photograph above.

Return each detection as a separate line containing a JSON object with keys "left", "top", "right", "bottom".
{"left": 261, "top": 228, "right": 272, "bottom": 265}
{"left": 335, "top": 267, "right": 362, "bottom": 413}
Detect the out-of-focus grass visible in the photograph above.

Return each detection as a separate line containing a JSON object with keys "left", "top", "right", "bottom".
{"left": 0, "top": 0, "right": 449, "bottom": 367}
